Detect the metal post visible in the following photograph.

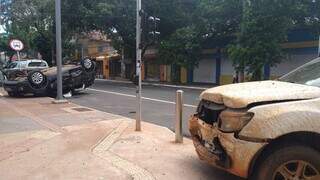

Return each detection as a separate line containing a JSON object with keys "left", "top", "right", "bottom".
{"left": 121, "top": 48, "right": 126, "bottom": 78}
{"left": 175, "top": 90, "right": 183, "bottom": 143}
{"left": 81, "top": 46, "right": 84, "bottom": 59}
{"left": 55, "top": 0, "right": 63, "bottom": 101}
{"left": 135, "top": 0, "right": 142, "bottom": 131}
{"left": 318, "top": 35, "right": 320, "bottom": 57}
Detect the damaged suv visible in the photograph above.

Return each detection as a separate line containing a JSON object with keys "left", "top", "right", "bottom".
{"left": 190, "top": 57, "right": 320, "bottom": 180}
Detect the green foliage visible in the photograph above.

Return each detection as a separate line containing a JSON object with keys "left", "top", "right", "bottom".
{"left": 159, "top": 26, "right": 202, "bottom": 69}
{"left": 228, "top": 0, "right": 320, "bottom": 80}
{"left": 1, "top": 0, "right": 320, "bottom": 75}
{"left": 0, "top": 35, "right": 15, "bottom": 58}
{"left": 1, "top": 0, "right": 81, "bottom": 65}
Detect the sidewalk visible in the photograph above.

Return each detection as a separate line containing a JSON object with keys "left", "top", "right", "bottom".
{"left": 96, "top": 78, "right": 214, "bottom": 90}
{"left": 0, "top": 93, "right": 240, "bottom": 180}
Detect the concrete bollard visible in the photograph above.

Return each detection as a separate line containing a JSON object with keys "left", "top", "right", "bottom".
{"left": 175, "top": 90, "right": 183, "bottom": 143}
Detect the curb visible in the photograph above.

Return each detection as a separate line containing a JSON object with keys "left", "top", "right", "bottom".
{"left": 95, "top": 79, "right": 209, "bottom": 91}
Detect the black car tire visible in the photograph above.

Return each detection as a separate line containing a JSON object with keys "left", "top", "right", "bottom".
{"left": 81, "top": 58, "right": 95, "bottom": 72}
{"left": 28, "top": 71, "right": 48, "bottom": 90}
{"left": 252, "top": 145, "right": 320, "bottom": 180}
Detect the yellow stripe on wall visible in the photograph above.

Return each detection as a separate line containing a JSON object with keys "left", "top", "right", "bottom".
{"left": 281, "top": 41, "right": 318, "bottom": 49}
{"left": 220, "top": 75, "right": 233, "bottom": 85}
{"left": 180, "top": 67, "right": 187, "bottom": 84}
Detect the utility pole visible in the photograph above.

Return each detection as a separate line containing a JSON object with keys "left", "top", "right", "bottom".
{"left": 318, "top": 35, "right": 320, "bottom": 57}
{"left": 55, "top": 0, "right": 63, "bottom": 101}
{"left": 136, "top": 0, "right": 142, "bottom": 131}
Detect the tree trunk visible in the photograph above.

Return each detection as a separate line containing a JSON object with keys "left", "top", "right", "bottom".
{"left": 239, "top": 70, "right": 245, "bottom": 82}
{"left": 251, "top": 68, "right": 262, "bottom": 81}
{"left": 51, "top": 48, "right": 55, "bottom": 66}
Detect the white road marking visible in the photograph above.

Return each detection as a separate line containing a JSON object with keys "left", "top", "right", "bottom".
{"left": 95, "top": 79, "right": 209, "bottom": 90}
{"left": 87, "top": 88, "right": 197, "bottom": 108}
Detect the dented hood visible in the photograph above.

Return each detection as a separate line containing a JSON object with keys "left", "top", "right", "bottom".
{"left": 200, "top": 81, "right": 320, "bottom": 109}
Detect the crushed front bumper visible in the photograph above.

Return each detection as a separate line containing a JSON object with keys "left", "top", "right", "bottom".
{"left": 189, "top": 115, "right": 267, "bottom": 178}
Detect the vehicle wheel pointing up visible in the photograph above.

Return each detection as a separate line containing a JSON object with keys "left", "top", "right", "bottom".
{"left": 28, "top": 71, "right": 48, "bottom": 89}
{"left": 81, "top": 58, "right": 95, "bottom": 72}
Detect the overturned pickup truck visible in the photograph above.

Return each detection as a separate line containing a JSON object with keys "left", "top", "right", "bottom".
{"left": 190, "top": 57, "right": 320, "bottom": 180}
{"left": 2, "top": 58, "right": 96, "bottom": 97}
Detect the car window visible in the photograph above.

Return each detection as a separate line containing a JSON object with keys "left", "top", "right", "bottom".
{"left": 0, "top": 71, "right": 5, "bottom": 83}
{"left": 28, "top": 62, "right": 47, "bottom": 67}
{"left": 19, "top": 61, "right": 28, "bottom": 68}
{"left": 8, "top": 62, "right": 18, "bottom": 69}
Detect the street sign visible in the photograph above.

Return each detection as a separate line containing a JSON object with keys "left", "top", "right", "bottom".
{"left": 9, "top": 39, "right": 24, "bottom": 51}
{"left": 9, "top": 39, "right": 24, "bottom": 61}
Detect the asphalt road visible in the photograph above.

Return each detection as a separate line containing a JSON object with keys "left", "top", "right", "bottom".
{"left": 70, "top": 80, "right": 203, "bottom": 136}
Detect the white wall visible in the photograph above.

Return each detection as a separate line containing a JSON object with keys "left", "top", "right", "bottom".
{"left": 221, "top": 57, "right": 235, "bottom": 76}
{"left": 193, "top": 58, "right": 216, "bottom": 83}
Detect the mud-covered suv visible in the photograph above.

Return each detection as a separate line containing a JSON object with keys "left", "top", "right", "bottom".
{"left": 3, "top": 59, "right": 49, "bottom": 79}
{"left": 189, "top": 57, "right": 320, "bottom": 180}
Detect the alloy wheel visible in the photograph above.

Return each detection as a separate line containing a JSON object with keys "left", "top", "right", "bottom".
{"left": 273, "top": 160, "right": 319, "bottom": 180}
{"left": 83, "top": 59, "right": 92, "bottom": 69}
{"left": 31, "top": 72, "right": 44, "bottom": 85}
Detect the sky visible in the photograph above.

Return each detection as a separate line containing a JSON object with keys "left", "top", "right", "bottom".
{"left": 0, "top": 26, "right": 5, "bottom": 33}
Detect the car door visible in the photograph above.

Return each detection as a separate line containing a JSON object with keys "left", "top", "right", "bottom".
{"left": 5, "top": 62, "right": 18, "bottom": 79}
{"left": 0, "top": 70, "right": 6, "bottom": 86}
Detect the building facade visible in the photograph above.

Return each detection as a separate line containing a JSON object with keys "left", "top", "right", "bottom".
{"left": 76, "top": 31, "right": 121, "bottom": 79}
{"left": 142, "top": 29, "right": 320, "bottom": 85}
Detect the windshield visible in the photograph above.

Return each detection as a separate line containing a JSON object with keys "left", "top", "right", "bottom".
{"left": 279, "top": 57, "right": 320, "bottom": 87}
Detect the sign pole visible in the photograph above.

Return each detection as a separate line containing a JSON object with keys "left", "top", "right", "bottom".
{"left": 136, "top": 0, "right": 142, "bottom": 131}
{"left": 17, "top": 51, "right": 20, "bottom": 61}
{"left": 9, "top": 39, "right": 24, "bottom": 60}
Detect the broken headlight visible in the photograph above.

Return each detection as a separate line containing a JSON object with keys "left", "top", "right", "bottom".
{"left": 218, "top": 109, "right": 254, "bottom": 133}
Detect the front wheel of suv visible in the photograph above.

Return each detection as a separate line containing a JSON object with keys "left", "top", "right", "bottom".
{"left": 253, "top": 145, "right": 320, "bottom": 180}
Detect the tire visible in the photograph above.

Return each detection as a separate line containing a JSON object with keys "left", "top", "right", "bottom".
{"left": 253, "top": 145, "right": 320, "bottom": 180}
{"left": 27, "top": 71, "right": 48, "bottom": 90}
{"left": 81, "top": 58, "right": 95, "bottom": 72}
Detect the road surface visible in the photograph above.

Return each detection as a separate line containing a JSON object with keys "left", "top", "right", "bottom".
{"left": 70, "top": 80, "right": 204, "bottom": 136}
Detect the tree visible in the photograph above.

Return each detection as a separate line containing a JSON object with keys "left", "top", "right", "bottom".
{"left": 156, "top": 0, "right": 202, "bottom": 70}
{"left": 228, "top": 0, "right": 320, "bottom": 81}
{"left": 159, "top": 26, "right": 202, "bottom": 68}
{"left": 0, "top": 0, "right": 83, "bottom": 65}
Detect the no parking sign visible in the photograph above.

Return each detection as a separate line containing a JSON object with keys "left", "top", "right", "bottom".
{"left": 9, "top": 39, "right": 24, "bottom": 61}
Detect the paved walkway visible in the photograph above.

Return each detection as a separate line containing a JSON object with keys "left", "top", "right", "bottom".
{"left": 0, "top": 93, "right": 240, "bottom": 180}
